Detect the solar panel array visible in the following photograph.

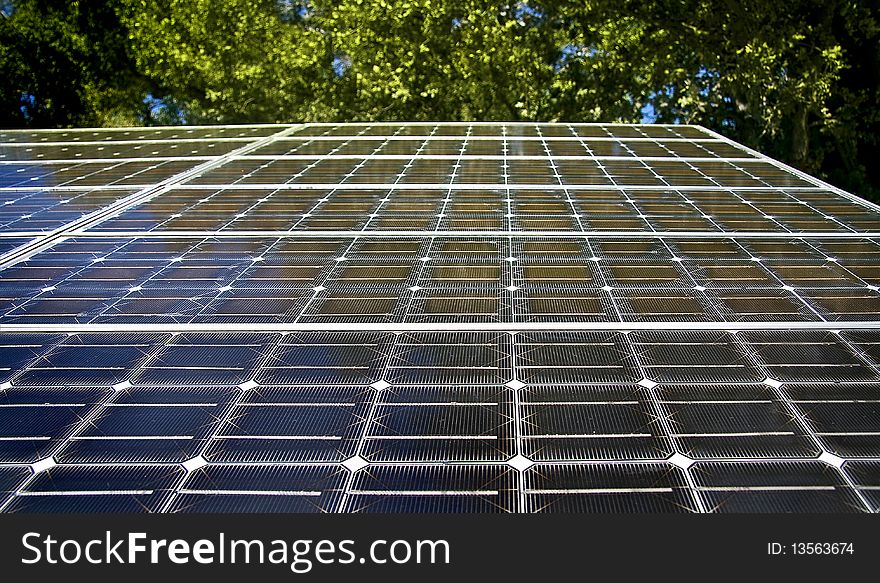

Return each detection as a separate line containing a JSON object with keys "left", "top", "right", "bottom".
{"left": 0, "top": 122, "right": 879, "bottom": 513}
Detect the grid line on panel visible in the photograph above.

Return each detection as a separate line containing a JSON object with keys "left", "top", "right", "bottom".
{"left": 618, "top": 143, "right": 799, "bottom": 234}
{"left": 607, "top": 139, "right": 671, "bottom": 210}
{"left": 45, "top": 183, "right": 843, "bottom": 192}
{"left": 173, "top": 138, "right": 340, "bottom": 229}
{"left": 0, "top": 157, "right": 191, "bottom": 177}
{"left": 799, "top": 239, "right": 879, "bottom": 287}
{"left": 0, "top": 334, "right": 173, "bottom": 512}
{"left": 685, "top": 157, "right": 856, "bottom": 234}
{"left": 173, "top": 126, "right": 389, "bottom": 234}
{"left": 0, "top": 125, "right": 303, "bottom": 267}
{"left": 156, "top": 338, "right": 285, "bottom": 513}
{"left": 334, "top": 332, "right": 401, "bottom": 513}
{"left": 50, "top": 177, "right": 878, "bottom": 237}
{"left": 502, "top": 127, "right": 513, "bottom": 233}
{"left": 571, "top": 131, "right": 656, "bottom": 233}
{"left": 61, "top": 230, "right": 880, "bottom": 239}
{"left": 132, "top": 237, "right": 289, "bottom": 326}
{"left": 1, "top": 123, "right": 290, "bottom": 134}
{"left": 0, "top": 188, "right": 144, "bottom": 235}
{"left": 653, "top": 237, "right": 727, "bottom": 321}
{"left": 397, "top": 126, "right": 464, "bottom": 321}
{"left": 284, "top": 126, "right": 422, "bottom": 324}
{"left": 619, "top": 332, "right": 707, "bottom": 513}
{"left": 4, "top": 136, "right": 728, "bottom": 145}
{"left": 7, "top": 322, "right": 880, "bottom": 333}
{"left": 0, "top": 185, "right": 143, "bottom": 192}
{"left": 830, "top": 332, "right": 880, "bottom": 383}
{"left": 7, "top": 232, "right": 878, "bottom": 327}
{"left": 714, "top": 238, "right": 828, "bottom": 322}
{"left": 698, "top": 125, "right": 880, "bottom": 217}
{"left": 0, "top": 157, "right": 216, "bottom": 164}
{"left": 536, "top": 125, "right": 586, "bottom": 233}
{"left": 580, "top": 238, "right": 625, "bottom": 323}
{"left": 289, "top": 210, "right": 381, "bottom": 317}
{"left": 0, "top": 136, "right": 265, "bottom": 149}
{"left": 362, "top": 126, "right": 440, "bottom": 232}
{"left": 439, "top": 125, "right": 472, "bottom": 231}
{"left": 231, "top": 155, "right": 759, "bottom": 162}
{"left": 507, "top": 330, "right": 528, "bottom": 513}
{"left": 718, "top": 332, "right": 874, "bottom": 513}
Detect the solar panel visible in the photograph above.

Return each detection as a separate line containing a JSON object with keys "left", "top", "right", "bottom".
{"left": 0, "top": 122, "right": 878, "bottom": 514}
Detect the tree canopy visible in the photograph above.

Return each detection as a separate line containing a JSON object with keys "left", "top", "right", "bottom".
{"left": 1, "top": 0, "right": 878, "bottom": 199}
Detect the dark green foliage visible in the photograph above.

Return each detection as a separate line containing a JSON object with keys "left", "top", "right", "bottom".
{"left": 0, "top": 0, "right": 150, "bottom": 126}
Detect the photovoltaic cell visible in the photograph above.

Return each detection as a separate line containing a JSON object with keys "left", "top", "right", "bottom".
{"left": 4, "top": 464, "right": 184, "bottom": 513}
{"left": 12, "top": 333, "right": 169, "bottom": 386}
{"left": 0, "top": 126, "right": 283, "bottom": 143}
{"left": 0, "top": 189, "right": 140, "bottom": 233}
{"left": 658, "top": 384, "right": 818, "bottom": 459}
{"left": 208, "top": 386, "right": 372, "bottom": 463}
{"left": 344, "top": 464, "right": 519, "bottom": 513}
{"left": 0, "top": 160, "right": 203, "bottom": 188}
{"left": 843, "top": 461, "right": 880, "bottom": 511}
{"left": 0, "top": 386, "right": 108, "bottom": 463}
{"left": 364, "top": 385, "right": 515, "bottom": 462}
{"left": 523, "top": 462, "right": 697, "bottom": 513}
{"left": 0, "top": 122, "right": 879, "bottom": 514}
{"left": 57, "top": 386, "right": 240, "bottom": 464}
{"left": 169, "top": 464, "right": 348, "bottom": 513}
{"left": 691, "top": 461, "right": 864, "bottom": 513}
{"left": 520, "top": 384, "right": 671, "bottom": 460}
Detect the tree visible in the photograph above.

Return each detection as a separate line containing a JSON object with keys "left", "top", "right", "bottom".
{"left": 318, "top": 1, "right": 568, "bottom": 121}
{"left": 120, "top": 0, "right": 335, "bottom": 123}
{"left": 0, "top": 0, "right": 147, "bottom": 127}
{"left": 553, "top": 0, "right": 880, "bottom": 198}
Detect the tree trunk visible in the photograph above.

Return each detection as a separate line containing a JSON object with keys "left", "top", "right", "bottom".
{"left": 790, "top": 106, "right": 808, "bottom": 168}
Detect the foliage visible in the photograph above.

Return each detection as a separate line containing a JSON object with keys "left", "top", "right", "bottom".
{"left": 0, "top": 0, "right": 878, "bottom": 199}
{"left": 121, "top": 0, "right": 334, "bottom": 123}
{"left": 0, "top": 0, "right": 147, "bottom": 126}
